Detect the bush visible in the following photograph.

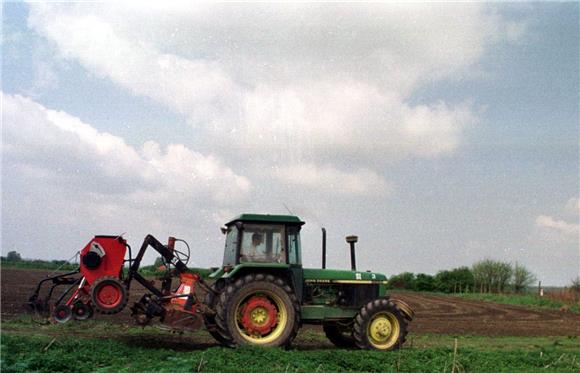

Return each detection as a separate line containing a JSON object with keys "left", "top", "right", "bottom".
{"left": 388, "top": 272, "right": 416, "bottom": 289}
{"left": 513, "top": 262, "right": 536, "bottom": 293}
{"left": 415, "top": 273, "right": 435, "bottom": 292}
{"left": 472, "top": 259, "right": 512, "bottom": 293}
{"left": 570, "top": 277, "right": 580, "bottom": 293}
{"left": 6, "top": 251, "right": 22, "bottom": 261}
{"left": 434, "top": 267, "right": 474, "bottom": 293}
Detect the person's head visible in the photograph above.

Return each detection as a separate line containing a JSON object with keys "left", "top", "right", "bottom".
{"left": 251, "top": 233, "right": 263, "bottom": 246}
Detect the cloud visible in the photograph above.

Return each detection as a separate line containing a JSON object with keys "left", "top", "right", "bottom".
{"left": 25, "top": 2, "right": 517, "bottom": 167}
{"left": 536, "top": 215, "right": 579, "bottom": 236}
{"left": 565, "top": 197, "right": 580, "bottom": 215}
{"left": 535, "top": 198, "right": 580, "bottom": 240}
{"left": 274, "top": 163, "right": 391, "bottom": 196}
{"left": 2, "top": 94, "right": 251, "bottom": 240}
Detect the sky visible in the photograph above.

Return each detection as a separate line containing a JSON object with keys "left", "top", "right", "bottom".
{"left": 2, "top": 1, "right": 578, "bottom": 286}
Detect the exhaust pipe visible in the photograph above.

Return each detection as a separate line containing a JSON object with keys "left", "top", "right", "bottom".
{"left": 321, "top": 228, "right": 327, "bottom": 269}
{"left": 346, "top": 235, "right": 358, "bottom": 271}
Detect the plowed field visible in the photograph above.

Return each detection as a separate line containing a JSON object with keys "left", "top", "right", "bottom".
{"left": 2, "top": 268, "right": 579, "bottom": 337}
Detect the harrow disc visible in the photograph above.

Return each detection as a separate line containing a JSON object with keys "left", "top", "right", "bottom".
{"left": 72, "top": 302, "right": 93, "bottom": 320}
{"left": 53, "top": 305, "right": 72, "bottom": 323}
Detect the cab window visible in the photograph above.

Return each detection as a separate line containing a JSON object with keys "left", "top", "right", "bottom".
{"left": 240, "top": 224, "right": 286, "bottom": 263}
{"left": 222, "top": 226, "right": 238, "bottom": 266}
{"left": 288, "top": 227, "right": 301, "bottom": 265}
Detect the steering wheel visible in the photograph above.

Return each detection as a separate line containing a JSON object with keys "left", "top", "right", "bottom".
{"left": 172, "top": 239, "right": 191, "bottom": 266}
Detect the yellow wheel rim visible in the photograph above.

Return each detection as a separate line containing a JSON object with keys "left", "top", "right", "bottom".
{"left": 235, "top": 291, "right": 288, "bottom": 345}
{"left": 367, "top": 312, "right": 400, "bottom": 349}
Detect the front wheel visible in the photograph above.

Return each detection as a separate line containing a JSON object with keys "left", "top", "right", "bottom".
{"left": 353, "top": 298, "right": 409, "bottom": 351}
{"left": 215, "top": 273, "right": 300, "bottom": 347}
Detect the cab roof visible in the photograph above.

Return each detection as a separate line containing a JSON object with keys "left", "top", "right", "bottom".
{"left": 226, "top": 213, "right": 305, "bottom": 226}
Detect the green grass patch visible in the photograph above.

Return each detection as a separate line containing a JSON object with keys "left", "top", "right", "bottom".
{"left": 1, "top": 320, "right": 579, "bottom": 372}
{"left": 1, "top": 258, "right": 213, "bottom": 279}
{"left": 453, "top": 292, "right": 580, "bottom": 313}
{"left": 1, "top": 259, "right": 78, "bottom": 271}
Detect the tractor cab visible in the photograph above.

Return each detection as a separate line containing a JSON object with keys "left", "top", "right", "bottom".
{"left": 221, "top": 214, "right": 304, "bottom": 266}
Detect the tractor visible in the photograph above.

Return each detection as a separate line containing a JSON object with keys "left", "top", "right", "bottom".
{"left": 28, "top": 214, "right": 413, "bottom": 350}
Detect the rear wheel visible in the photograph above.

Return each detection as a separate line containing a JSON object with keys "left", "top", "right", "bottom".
{"left": 91, "top": 276, "right": 128, "bottom": 314}
{"left": 353, "top": 298, "right": 408, "bottom": 351}
{"left": 215, "top": 273, "right": 300, "bottom": 347}
{"left": 323, "top": 323, "right": 356, "bottom": 348}
{"left": 204, "top": 281, "right": 230, "bottom": 345}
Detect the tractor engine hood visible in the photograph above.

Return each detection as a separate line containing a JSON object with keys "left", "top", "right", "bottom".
{"left": 302, "top": 268, "right": 388, "bottom": 285}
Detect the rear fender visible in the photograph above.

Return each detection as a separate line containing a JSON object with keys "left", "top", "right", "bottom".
{"left": 390, "top": 299, "right": 414, "bottom": 321}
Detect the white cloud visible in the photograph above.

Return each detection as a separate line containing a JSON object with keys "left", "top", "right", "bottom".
{"left": 2, "top": 92, "right": 252, "bottom": 263}
{"left": 535, "top": 198, "right": 580, "bottom": 241}
{"left": 2, "top": 93, "right": 250, "bottom": 210}
{"left": 25, "top": 2, "right": 517, "bottom": 166}
{"left": 536, "top": 215, "right": 579, "bottom": 236}
{"left": 565, "top": 197, "right": 580, "bottom": 215}
{"left": 274, "top": 163, "right": 391, "bottom": 196}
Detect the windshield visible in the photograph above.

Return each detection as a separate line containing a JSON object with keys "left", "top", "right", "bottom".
{"left": 240, "top": 224, "right": 286, "bottom": 263}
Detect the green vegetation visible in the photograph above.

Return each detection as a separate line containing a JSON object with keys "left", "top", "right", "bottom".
{"left": 1, "top": 320, "right": 578, "bottom": 373}
{"left": 388, "top": 259, "right": 537, "bottom": 294}
{"left": 388, "top": 267, "right": 474, "bottom": 293}
{"left": 1, "top": 253, "right": 213, "bottom": 278}
{"left": 137, "top": 265, "right": 213, "bottom": 279}
{"left": 454, "top": 292, "right": 580, "bottom": 313}
{"left": 513, "top": 262, "right": 537, "bottom": 293}
{"left": 1, "top": 256, "right": 78, "bottom": 271}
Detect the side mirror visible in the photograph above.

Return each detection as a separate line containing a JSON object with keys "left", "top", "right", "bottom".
{"left": 220, "top": 226, "right": 227, "bottom": 235}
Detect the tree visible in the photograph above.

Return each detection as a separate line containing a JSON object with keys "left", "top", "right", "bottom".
{"left": 570, "top": 276, "right": 580, "bottom": 293}
{"left": 434, "top": 267, "right": 474, "bottom": 293}
{"left": 496, "top": 261, "right": 513, "bottom": 293}
{"left": 414, "top": 273, "right": 435, "bottom": 292}
{"left": 6, "top": 251, "right": 22, "bottom": 261}
{"left": 388, "top": 272, "right": 416, "bottom": 290}
{"left": 472, "top": 259, "right": 513, "bottom": 293}
{"left": 512, "top": 262, "right": 536, "bottom": 293}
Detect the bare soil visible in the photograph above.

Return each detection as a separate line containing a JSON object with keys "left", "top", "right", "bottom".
{"left": 2, "top": 268, "right": 579, "bottom": 337}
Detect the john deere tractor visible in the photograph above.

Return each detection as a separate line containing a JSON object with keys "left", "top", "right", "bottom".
{"left": 204, "top": 214, "right": 414, "bottom": 350}
{"left": 28, "top": 213, "right": 413, "bottom": 351}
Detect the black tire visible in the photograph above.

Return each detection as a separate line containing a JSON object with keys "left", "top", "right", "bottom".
{"left": 203, "top": 281, "right": 230, "bottom": 345}
{"left": 90, "top": 276, "right": 128, "bottom": 315}
{"left": 323, "top": 323, "right": 356, "bottom": 348}
{"left": 353, "top": 298, "right": 408, "bottom": 351}
{"left": 215, "top": 273, "right": 300, "bottom": 347}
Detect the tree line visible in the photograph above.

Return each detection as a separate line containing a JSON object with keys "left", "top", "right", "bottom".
{"left": 1, "top": 251, "right": 78, "bottom": 271}
{"left": 387, "top": 259, "right": 536, "bottom": 294}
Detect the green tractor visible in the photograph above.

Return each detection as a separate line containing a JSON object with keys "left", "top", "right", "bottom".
{"left": 205, "top": 214, "right": 414, "bottom": 350}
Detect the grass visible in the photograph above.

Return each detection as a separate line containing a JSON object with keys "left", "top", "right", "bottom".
{"left": 1, "top": 319, "right": 579, "bottom": 372}
{"left": 1, "top": 259, "right": 78, "bottom": 271}
{"left": 453, "top": 292, "right": 580, "bottom": 313}
{"left": 388, "top": 289, "right": 580, "bottom": 313}
{"left": 1, "top": 259, "right": 213, "bottom": 279}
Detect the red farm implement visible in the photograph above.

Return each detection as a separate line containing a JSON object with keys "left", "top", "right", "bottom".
{"left": 28, "top": 234, "right": 211, "bottom": 328}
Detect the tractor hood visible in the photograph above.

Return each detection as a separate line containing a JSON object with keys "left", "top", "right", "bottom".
{"left": 303, "top": 268, "right": 388, "bottom": 284}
